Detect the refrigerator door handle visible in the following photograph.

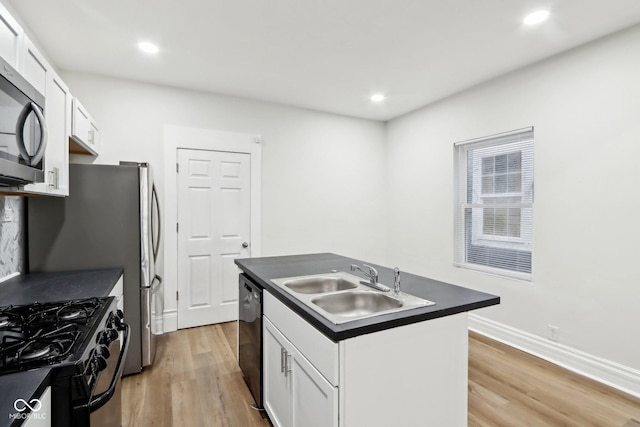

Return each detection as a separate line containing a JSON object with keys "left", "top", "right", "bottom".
{"left": 151, "top": 184, "right": 161, "bottom": 262}
{"left": 143, "top": 274, "right": 163, "bottom": 290}
{"left": 151, "top": 274, "right": 162, "bottom": 292}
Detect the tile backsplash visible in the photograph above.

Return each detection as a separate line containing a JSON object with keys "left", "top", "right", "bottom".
{"left": 0, "top": 195, "right": 26, "bottom": 278}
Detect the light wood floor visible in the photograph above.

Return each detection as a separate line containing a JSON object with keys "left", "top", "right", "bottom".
{"left": 468, "top": 332, "right": 640, "bottom": 427}
{"left": 123, "top": 323, "right": 640, "bottom": 427}
{"left": 122, "top": 322, "right": 270, "bottom": 427}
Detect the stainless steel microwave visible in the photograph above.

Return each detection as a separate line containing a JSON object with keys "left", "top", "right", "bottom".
{"left": 0, "top": 55, "right": 47, "bottom": 187}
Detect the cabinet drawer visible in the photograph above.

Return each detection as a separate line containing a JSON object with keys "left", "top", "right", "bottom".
{"left": 264, "top": 291, "right": 338, "bottom": 386}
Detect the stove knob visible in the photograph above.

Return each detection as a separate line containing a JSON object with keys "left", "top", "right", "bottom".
{"left": 116, "top": 309, "right": 124, "bottom": 319}
{"left": 112, "top": 315, "right": 122, "bottom": 328}
{"left": 97, "top": 345, "right": 110, "bottom": 360}
{"left": 94, "top": 354, "right": 107, "bottom": 372}
{"left": 107, "top": 328, "right": 119, "bottom": 342}
{"left": 96, "top": 331, "right": 107, "bottom": 345}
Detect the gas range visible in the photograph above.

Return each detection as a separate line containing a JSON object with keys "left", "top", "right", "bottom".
{"left": 0, "top": 297, "right": 129, "bottom": 427}
{"left": 0, "top": 298, "right": 106, "bottom": 374}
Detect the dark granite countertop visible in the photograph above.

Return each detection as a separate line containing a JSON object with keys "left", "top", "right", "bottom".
{"left": 235, "top": 253, "right": 500, "bottom": 342}
{"left": 0, "top": 268, "right": 123, "bottom": 306}
{"left": 0, "top": 268, "right": 123, "bottom": 427}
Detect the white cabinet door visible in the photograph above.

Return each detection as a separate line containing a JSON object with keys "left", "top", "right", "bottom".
{"left": 21, "top": 37, "right": 47, "bottom": 96}
{"left": 21, "top": 41, "right": 70, "bottom": 196}
{"left": 264, "top": 316, "right": 338, "bottom": 427}
{"left": 44, "top": 71, "right": 71, "bottom": 195}
{"left": 291, "top": 347, "right": 338, "bottom": 427}
{"left": 264, "top": 318, "right": 293, "bottom": 427}
{"left": 0, "top": 2, "right": 24, "bottom": 70}
{"left": 70, "top": 98, "right": 99, "bottom": 155}
{"left": 89, "top": 120, "right": 100, "bottom": 153}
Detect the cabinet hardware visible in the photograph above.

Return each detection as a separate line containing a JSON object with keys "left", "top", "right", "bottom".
{"left": 280, "top": 347, "right": 286, "bottom": 373}
{"left": 53, "top": 167, "right": 59, "bottom": 190}
{"left": 176, "top": 291, "right": 179, "bottom": 300}
{"left": 285, "top": 353, "right": 292, "bottom": 377}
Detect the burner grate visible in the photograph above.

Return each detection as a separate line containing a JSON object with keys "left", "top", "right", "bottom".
{"left": 0, "top": 298, "right": 105, "bottom": 374}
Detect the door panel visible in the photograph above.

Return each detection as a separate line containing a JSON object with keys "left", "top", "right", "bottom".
{"left": 264, "top": 319, "right": 293, "bottom": 427}
{"left": 292, "top": 351, "right": 338, "bottom": 427}
{"left": 177, "top": 148, "right": 251, "bottom": 328}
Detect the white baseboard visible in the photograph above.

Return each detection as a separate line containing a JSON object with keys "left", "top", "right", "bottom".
{"left": 469, "top": 314, "right": 640, "bottom": 398}
{"left": 162, "top": 309, "right": 178, "bottom": 333}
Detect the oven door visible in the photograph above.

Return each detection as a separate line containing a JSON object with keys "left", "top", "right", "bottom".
{"left": 75, "top": 323, "right": 130, "bottom": 427}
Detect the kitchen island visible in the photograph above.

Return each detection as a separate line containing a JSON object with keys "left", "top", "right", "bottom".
{"left": 235, "top": 253, "right": 499, "bottom": 427}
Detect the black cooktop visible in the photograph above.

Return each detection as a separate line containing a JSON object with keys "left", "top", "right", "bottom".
{"left": 0, "top": 298, "right": 106, "bottom": 375}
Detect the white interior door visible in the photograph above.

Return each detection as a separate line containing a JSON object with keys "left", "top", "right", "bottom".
{"left": 177, "top": 148, "right": 251, "bottom": 329}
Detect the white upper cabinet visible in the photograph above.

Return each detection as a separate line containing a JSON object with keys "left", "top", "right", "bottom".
{"left": 20, "top": 37, "right": 70, "bottom": 196}
{"left": 0, "top": 3, "right": 100, "bottom": 195}
{"left": 42, "top": 70, "right": 71, "bottom": 195}
{"left": 22, "top": 36, "right": 47, "bottom": 95}
{"left": 70, "top": 97, "right": 100, "bottom": 156}
{"left": 0, "top": 2, "right": 24, "bottom": 70}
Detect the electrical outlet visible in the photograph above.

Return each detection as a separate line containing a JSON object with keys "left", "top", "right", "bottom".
{"left": 548, "top": 325, "right": 560, "bottom": 342}
{"left": 2, "top": 208, "right": 13, "bottom": 223}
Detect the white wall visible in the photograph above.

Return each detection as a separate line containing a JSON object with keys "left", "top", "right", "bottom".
{"left": 386, "top": 24, "right": 640, "bottom": 376}
{"left": 61, "top": 72, "right": 387, "bottom": 328}
{"left": 60, "top": 23, "right": 640, "bottom": 392}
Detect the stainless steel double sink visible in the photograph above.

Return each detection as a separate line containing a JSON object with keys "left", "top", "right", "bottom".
{"left": 271, "top": 272, "right": 435, "bottom": 324}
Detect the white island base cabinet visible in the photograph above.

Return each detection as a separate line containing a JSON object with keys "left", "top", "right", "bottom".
{"left": 263, "top": 292, "right": 468, "bottom": 427}
{"left": 264, "top": 317, "right": 338, "bottom": 427}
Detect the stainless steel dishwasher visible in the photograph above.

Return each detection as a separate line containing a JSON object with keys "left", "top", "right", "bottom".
{"left": 238, "top": 273, "right": 263, "bottom": 409}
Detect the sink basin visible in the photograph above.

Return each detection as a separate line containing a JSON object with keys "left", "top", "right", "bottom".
{"left": 283, "top": 276, "right": 357, "bottom": 294}
{"left": 311, "top": 290, "right": 403, "bottom": 317}
{"left": 271, "top": 271, "right": 435, "bottom": 324}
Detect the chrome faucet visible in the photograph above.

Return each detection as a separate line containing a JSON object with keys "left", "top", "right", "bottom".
{"left": 350, "top": 264, "right": 390, "bottom": 292}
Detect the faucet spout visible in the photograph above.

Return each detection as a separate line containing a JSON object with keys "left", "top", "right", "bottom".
{"left": 350, "top": 264, "right": 390, "bottom": 292}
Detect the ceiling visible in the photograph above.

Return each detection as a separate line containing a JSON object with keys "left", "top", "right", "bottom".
{"left": 7, "top": 0, "right": 640, "bottom": 121}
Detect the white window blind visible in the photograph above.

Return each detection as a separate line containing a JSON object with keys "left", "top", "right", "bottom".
{"left": 454, "top": 127, "right": 534, "bottom": 280}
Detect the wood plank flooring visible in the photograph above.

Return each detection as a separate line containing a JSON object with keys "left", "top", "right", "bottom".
{"left": 121, "top": 322, "right": 270, "bottom": 427}
{"left": 468, "top": 332, "right": 640, "bottom": 427}
{"left": 122, "top": 323, "right": 640, "bottom": 427}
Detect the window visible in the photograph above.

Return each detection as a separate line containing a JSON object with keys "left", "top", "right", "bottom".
{"left": 454, "top": 128, "right": 534, "bottom": 279}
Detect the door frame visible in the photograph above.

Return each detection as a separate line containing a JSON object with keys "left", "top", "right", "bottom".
{"left": 162, "top": 125, "right": 262, "bottom": 333}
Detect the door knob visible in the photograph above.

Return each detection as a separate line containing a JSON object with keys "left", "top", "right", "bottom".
{"left": 242, "top": 242, "right": 249, "bottom": 248}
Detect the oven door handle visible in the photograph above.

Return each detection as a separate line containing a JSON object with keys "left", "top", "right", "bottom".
{"left": 85, "top": 323, "right": 130, "bottom": 413}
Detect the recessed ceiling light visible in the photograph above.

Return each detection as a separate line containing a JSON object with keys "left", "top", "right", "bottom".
{"left": 138, "top": 41, "right": 159, "bottom": 54}
{"left": 523, "top": 10, "right": 550, "bottom": 26}
{"left": 370, "top": 93, "right": 386, "bottom": 103}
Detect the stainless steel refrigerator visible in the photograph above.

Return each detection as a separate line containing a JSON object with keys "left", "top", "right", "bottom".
{"left": 27, "top": 162, "right": 162, "bottom": 375}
